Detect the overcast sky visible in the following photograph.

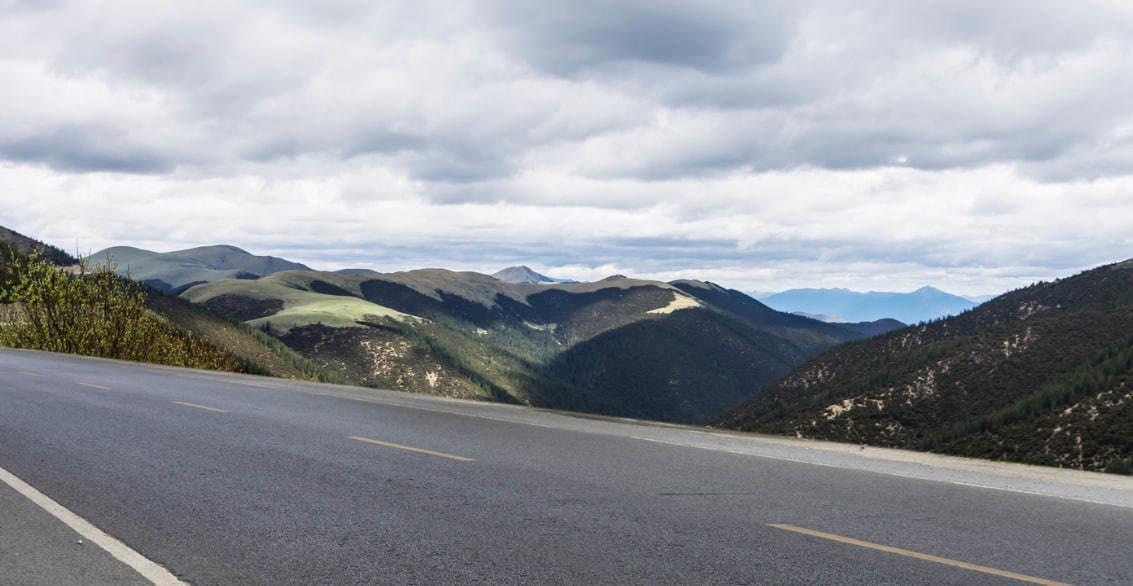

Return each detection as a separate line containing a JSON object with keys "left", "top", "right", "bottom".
{"left": 3, "top": 1, "right": 1133, "bottom": 295}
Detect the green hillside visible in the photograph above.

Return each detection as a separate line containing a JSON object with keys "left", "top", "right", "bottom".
{"left": 181, "top": 272, "right": 414, "bottom": 331}
{"left": 92, "top": 244, "right": 311, "bottom": 293}
{"left": 183, "top": 268, "right": 879, "bottom": 423}
{"left": 718, "top": 259, "right": 1133, "bottom": 474}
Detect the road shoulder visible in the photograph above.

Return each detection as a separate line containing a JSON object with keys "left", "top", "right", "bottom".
{"left": 0, "top": 477, "right": 152, "bottom": 586}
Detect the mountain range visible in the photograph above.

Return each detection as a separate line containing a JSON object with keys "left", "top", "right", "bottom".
{"left": 85, "top": 242, "right": 899, "bottom": 424}
{"left": 760, "top": 286, "right": 978, "bottom": 324}
{"left": 721, "top": 259, "right": 1133, "bottom": 473}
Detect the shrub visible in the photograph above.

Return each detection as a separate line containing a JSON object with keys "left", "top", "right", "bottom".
{"left": 0, "top": 253, "right": 245, "bottom": 371}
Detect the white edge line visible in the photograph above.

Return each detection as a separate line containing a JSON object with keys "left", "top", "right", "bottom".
{"left": 630, "top": 436, "right": 1132, "bottom": 510}
{"left": 0, "top": 465, "right": 187, "bottom": 585}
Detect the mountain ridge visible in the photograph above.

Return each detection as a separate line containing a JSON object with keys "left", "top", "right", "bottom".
{"left": 94, "top": 244, "right": 311, "bottom": 293}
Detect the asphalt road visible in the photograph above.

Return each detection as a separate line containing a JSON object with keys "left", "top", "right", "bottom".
{"left": 1, "top": 348, "right": 1132, "bottom": 585}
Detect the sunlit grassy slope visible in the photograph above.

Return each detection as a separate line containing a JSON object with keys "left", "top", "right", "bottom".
{"left": 183, "top": 273, "right": 413, "bottom": 332}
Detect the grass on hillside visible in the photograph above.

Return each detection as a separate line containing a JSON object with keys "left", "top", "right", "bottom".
{"left": 184, "top": 274, "right": 414, "bottom": 332}
{"left": 250, "top": 297, "right": 414, "bottom": 332}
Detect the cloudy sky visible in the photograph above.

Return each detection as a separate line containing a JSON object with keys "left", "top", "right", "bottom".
{"left": 3, "top": 1, "right": 1133, "bottom": 295}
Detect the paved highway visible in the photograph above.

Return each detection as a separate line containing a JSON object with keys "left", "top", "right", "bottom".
{"left": 2, "top": 348, "right": 1131, "bottom": 585}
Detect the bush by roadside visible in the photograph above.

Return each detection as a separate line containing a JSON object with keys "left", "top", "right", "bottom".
{"left": 0, "top": 246, "right": 246, "bottom": 372}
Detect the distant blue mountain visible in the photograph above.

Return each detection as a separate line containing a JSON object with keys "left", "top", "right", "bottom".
{"left": 760, "top": 286, "right": 977, "bottom": 324}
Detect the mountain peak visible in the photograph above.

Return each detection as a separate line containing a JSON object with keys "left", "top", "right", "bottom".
{"left": 492, "top": 265, "right": 555, "bottom": 284}
{"left": 198, "top": 244, "right": 251, "bottom": 254}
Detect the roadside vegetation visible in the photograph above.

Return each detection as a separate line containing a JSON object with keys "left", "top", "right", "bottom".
{"left": 0, "top": 246, "right": 244, "bottom": 370}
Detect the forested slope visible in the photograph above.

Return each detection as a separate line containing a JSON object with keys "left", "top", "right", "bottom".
{"left": 719, "top": 259, "right": 1133, "bottom": 473}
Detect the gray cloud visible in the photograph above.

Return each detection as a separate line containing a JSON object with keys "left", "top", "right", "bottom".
{"left": 0, "top": 124, "right": 173, "bottom": 174}
{"left": 3, "top": 1, "right": 1133, "bottom": 294}
{"left": 488, "top": 0, "right": 798, "bottom": 75}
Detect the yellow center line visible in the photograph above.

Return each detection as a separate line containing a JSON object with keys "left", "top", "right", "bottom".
{"left": 77, "top": 382, "right": 112, "bottom": 391}
{"left": 768, "top": 524, "right": 1072, "bottom": 586}
{"left": 171, "top": 401, "right": 230, "bottom": 414}
{"left": 348, "top": 435, "right": 475, "bottom": 463}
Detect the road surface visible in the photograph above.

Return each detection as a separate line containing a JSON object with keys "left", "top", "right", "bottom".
{"left": 2, "top": 348, "right": 1131, "bottom": 585}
